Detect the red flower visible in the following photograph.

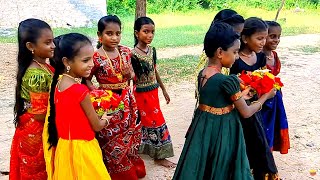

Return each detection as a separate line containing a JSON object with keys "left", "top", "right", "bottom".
{"left": 92, "top": 101, "right": 99, "bottom": 109}
{"left": 239, "top": 71, "right": 252, "bottom": 85}
{"left": 274, "top": 77, "right": 283, "bottom": 87}
{"left": 260, "top": 76, "right": 275, "bottom": 95}
{"left": 100, "top": 100, "right": 111, "bottom": 109}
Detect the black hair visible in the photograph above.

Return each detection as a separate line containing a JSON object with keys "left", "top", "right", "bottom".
{"left": 204, "top": 22, "right": 240, "bottom": 58}
{"left": 265, "top": 20, "right": 281, "bottom": 32}
{"left": 96, "top": 15, "right": 122, "bottom": 49}
{"left": 47, "top": 33, "right": 91, "bottom": 148}
{"left": 211, "top": 9, "right": 245, "bottom": 28}
{"left": 240, "top": 17, "right": 268, "bottom": 50}
{"left": 133, "top": 16, "right": 155, "bottom": 46}
{"left": 49, "top": 35, "right": 63, "bottom": 67}
{"left": 14, "top": 18, "right": 51, "bottom": 126}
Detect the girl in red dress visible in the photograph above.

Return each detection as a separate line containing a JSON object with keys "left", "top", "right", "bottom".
{"left": 10, "top": 18, "right": 55, "bottom": 180}
{"left": 46, "top": 33, "right": 111, "bottom": 180}
{"left": 131, "top": 17, "right": 176, "bottom": 168}
{"left": 86, "top": 15, "right": 146, "bottom": 180}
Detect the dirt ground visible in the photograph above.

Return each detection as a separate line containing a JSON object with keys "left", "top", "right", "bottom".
{"left": 1, "top": 34, "right": 320, "bottom": 180}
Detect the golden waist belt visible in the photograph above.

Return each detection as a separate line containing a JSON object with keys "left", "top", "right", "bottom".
{"left": 99, "top": 82, "right": 128, "bottom": 90}
{"left": 198, "top": 104, "right": 234, "bottom": 115}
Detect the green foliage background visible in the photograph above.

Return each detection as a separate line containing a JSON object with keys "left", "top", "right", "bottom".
{"left": 107, "top": 0, "right": 319, "bottom": 15}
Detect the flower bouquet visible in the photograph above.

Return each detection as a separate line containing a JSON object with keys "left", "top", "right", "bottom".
{"left": 238, "top": 69, "right": 283, "bottom": 96}
{"left": 90, "top": 89, "right": 125, "bottom": 116}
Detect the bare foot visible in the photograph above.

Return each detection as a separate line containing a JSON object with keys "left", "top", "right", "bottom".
{"left": 154, "top": 159, "right": 177, "bottom": 168}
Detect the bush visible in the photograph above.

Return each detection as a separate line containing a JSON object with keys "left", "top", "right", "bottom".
{"left": 106, "top": 0, "right": 319, "bottom": 16}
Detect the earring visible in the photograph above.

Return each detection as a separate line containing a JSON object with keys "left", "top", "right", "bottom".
{"left": 31, "top": 50, "right": 34, "bottom": 54}
{"left": 66, "top": 66, "right": 71, "bottom": 73}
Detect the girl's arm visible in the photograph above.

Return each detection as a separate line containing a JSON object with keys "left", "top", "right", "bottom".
{"left": 80, "top": 94, "right": 112, "bottom": 131}
{"left": 234, "top": 88, "right": 276, "bottom": 118}
{"left": 86, "top": 79, "right": 97, "bottom": 91}
{"left": 156, "top": 69, "right": 170, "bottom": 104}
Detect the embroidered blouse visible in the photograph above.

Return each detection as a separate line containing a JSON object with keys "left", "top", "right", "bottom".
{"left": 21, "top": 66, "right": 54, "bottom": 114}
{"left": 131, "top": 46, "right": 159, "bottom": 92}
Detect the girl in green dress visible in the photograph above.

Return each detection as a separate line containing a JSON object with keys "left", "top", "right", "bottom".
{"left": 173, "top": 22, "right": 276, "bottom": 180}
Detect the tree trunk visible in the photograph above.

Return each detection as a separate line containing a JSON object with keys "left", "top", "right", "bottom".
{"left": 106, "top": 0, "right": 108, "bottom": 14}
{"left": 275, "top": 0, "right": 285, "bottom": 21}
{"left": 135, "top": 0, "right": 146, "bottom": 20}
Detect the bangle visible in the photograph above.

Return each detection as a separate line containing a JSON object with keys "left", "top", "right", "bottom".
{"left": 101, "top": 118, "right": 109, "bottom": 126}
{"left": 251, "top": 101, "right": 262, "bottom": 111}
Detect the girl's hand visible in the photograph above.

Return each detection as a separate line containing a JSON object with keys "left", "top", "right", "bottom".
{"left": 163, "top": 90, "right": 170, "bottom": 104}
{"left": 241, "top": 86, "right": 254, "bottom": 100}
{"left": 122, "top": 63, "right": 134, "bottom": 79}
{"left": 89, "top": 85, "right": 98, "bottom": 91}
{"left": 264, "top": 88, "right": 277, "bottom": 99}
{"left": 101, "top": 112, "right": 113, "bottom": 126}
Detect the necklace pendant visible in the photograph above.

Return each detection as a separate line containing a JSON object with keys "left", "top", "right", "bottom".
{"left": 116, "top": 73, "right": 123, "bottom": 81}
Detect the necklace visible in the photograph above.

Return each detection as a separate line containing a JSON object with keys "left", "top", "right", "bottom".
{"left": 240, "top": 51, "right": 254, "bottom": 58}
{"left": 135, "top": 45, "right": 149, "bottom": 54}
{"left": 101, "top": 46, "right": 123, "bottom": 81}
{"left": 33, "top": 59, "right": 53, "bottom": 76}
{"left": 266, "top": 53, "right": 274, "bottom": 60}
{"left": 62, "top": 73, "right": 82, "bottom": 84}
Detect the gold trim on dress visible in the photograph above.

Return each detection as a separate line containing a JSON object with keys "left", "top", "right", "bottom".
{"left": 99, "top": 82, "right": 128, "bottom": 90}
{"left": 230, "top": 91, "right": 242, "bottom": 102}
{"left": 198, "top": 104, "right": 234, "bottom": 115}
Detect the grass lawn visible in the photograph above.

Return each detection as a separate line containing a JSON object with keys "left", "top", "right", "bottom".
{"left": 1, "top": 8, "right": 320, "bottom": 48}
{"left": 157, "top": 55, "right": 199, "bottom": 83}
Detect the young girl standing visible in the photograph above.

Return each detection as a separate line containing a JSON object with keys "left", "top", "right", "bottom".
{"left": 230, "top": 17, "right": 279, "bottom": 180}
{"left": 261, "top": 21, "right": 289, "bottom": 154}
{"left": 10, "top": 18, "right": 55, "bottom": 180}
{"left": 131, "top": 17, "right": 175, "bottom": 168}
{"left": 196, "top": 9, "right": 245, "bottom": 76}
{"left": 86, "top": 15, "right": 146, "bottom": 180}
{"left": 46, "top": 33, "right": 111, "bottom": 179}
{"left": 195, "top": 9, "right": 245, "bottom": 99}
{"left": 173, "top": 22, "right": 276, "bottom": 180}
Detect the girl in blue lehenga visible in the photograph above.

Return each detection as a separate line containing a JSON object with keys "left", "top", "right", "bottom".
{"left": 261, "top": 21, "right": 289, "bottom": 154}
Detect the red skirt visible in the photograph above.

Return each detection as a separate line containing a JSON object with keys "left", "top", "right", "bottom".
{"left": 134, "top": 88, "right": 174, "bottom": 159}
{"left": 96, "top": 87, "right": 146, "bottom": 180}
{"left": 9, "top": 113, "right": 47, "bottom": 180}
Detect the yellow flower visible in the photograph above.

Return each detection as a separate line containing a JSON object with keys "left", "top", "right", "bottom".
{"left": 274, "top": 84, "right": 282, "bottom": 90}
{"left": 101, "top": 96, "right": 111, "bottom": 101}
{"left": 252, "top": 71, "right": 263, "bottom": 78}
{"left": 265, "top": 72, "right": 275, "bottom": 80}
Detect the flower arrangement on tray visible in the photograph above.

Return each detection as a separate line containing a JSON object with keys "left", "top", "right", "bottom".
{"left": 90, "top": 89, "right": 125, "bottom": 116}
{"left": 238, "top": 69, "right": 283, "bottom": 96}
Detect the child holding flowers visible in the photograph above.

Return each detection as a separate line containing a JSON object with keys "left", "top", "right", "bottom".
{"left": 173, "top": 22, "right": 276, "bottom": 180}
{"left": 230, "top": 17, "right": 279, "bottom": 179}
{"left": 46, "top": 33, "right": 111, "bottom": 179}
{"left": 261, "top": 21, "right": 290, "bottom": 154}
{"left": 86, "top": 15, "right": 146, "bottom": 180}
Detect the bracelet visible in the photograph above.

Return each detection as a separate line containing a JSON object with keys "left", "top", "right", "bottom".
{"left": 251, "top": 101, "right": 262, "bottom": 111}
{"left": 101, "top": 118, "right": 109, "bottom": 126}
